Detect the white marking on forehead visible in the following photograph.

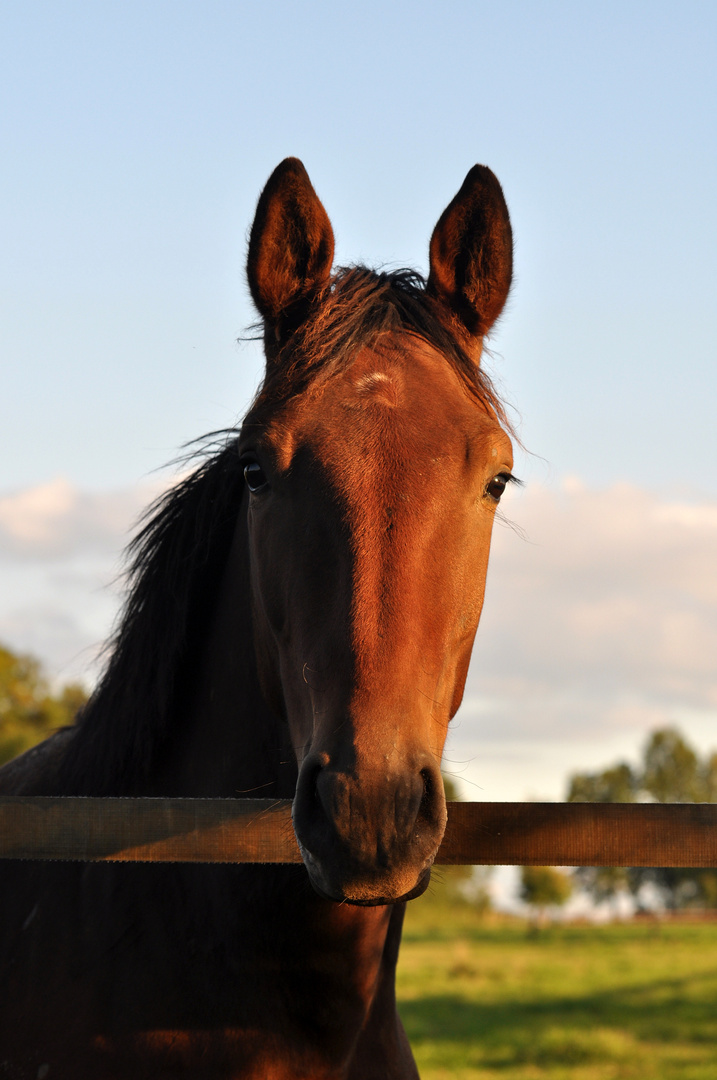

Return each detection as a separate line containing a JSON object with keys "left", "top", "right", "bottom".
{"left": 355, "top": 371, "right": 393, "bottom": 393}
{"left": 352, "top": 369, "right": 401, "bottom": 408}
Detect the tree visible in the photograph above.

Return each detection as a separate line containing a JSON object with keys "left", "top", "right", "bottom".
{"left": 567, "top": 727, "right": 717, "bottom": 911}
{"left": 567, "top": 761, "right": 638, "bottom": 912}
{"left": 0, "top": 643, "right": 87, "bottom": 767}
{"left": 572, "top": 865, "right": 631, "bottom": 914}
{"left": 567, "top": 762, "right": 637, "bottom": 804}
{"left": 520, "top": 865, "right": 572, "bottom": 928}
{"left": 642, "top": 728, "right": 704, "bottom": 803}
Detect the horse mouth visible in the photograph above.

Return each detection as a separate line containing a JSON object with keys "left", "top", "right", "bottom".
{"left": 299, "top": 845, "right": 434, "bottom": 906}
{"left": 336, "top": 870, "right": 433, "bottom": 907}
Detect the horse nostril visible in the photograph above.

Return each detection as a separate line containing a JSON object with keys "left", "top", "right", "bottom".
{"left": 420, "top": 767, "right": 433, "bottom": 806}
{"left": 417, "top": 765, "right": 445, "bottom": 830}
{"left": 297, "top": 757, "right": 322, "bottom": 802}
{"left": 293, "top": 753, "right": 337, "bottom": 857}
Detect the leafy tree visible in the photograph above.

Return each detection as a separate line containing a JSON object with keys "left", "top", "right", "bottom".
{"left": 568, "top": 762, "right": 638, "bottom": 911}
{"left": 567, "top": 762, "right": 637, "bottom": 803}
{"left": 0, "top": 643, "right": 87, "bottom": 767}
{"left": 567, "top": 727, "right": 717, "bottom": 911}
{"left": 642, "top": 728, "right": 703, "bottom": 803}
{"left": 573, "top": 866, "right": 631, "bottom": 914}
{"left": 520, "top": 865, "right": 572, "bottom": 928}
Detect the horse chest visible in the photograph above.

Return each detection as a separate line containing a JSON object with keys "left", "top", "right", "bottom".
{"left": 0, "top": 865, "right": 411, "bottom": 1079}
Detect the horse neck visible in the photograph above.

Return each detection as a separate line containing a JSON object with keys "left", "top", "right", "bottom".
{"left": 149, "top": 507, "right": 297, "bottom": 799}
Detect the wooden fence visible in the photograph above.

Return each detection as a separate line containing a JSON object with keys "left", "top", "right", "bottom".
{"left": 1, "top": 797, "right": 715, "bottom": 866}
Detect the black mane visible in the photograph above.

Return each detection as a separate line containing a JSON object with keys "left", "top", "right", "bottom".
{"left": 58, "top": 441, "right": 246, "bottom": 795}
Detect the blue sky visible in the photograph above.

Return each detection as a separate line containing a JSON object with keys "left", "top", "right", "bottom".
{"left": 3, "top": 1, "right": 715, "bottom": 493}
{"left": 1, "top": 2, "right": 715, "bottom": 800}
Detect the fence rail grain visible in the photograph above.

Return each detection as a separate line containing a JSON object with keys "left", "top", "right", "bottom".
{"left": 1, "top": 797, "right": 715, "bottom": 866}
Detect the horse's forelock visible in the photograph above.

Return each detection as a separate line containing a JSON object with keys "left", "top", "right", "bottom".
{"left": 249, "top": 266, "right": 510, "bottom": 433}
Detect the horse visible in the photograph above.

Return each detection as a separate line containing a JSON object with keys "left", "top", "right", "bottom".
{"left": 0, "top": 158, "right": 515, "bottom": 1078}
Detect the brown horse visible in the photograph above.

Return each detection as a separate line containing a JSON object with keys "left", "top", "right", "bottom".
{"left": 0, "top": 159, "right": 514, "bottom": 1078}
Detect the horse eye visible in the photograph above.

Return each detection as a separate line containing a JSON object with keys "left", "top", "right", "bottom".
{"left": 485, "top": 473, "right": 511, "bottom": 501}
{"left": 243, "top": 462, "right": 269, "bottom": 493}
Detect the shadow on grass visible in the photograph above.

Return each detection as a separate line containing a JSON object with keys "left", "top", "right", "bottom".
{"left": 401, "top": 917, "right": 717, "bottom": 947}
{"left": 398, "top": 969, "right": 717, "bottom": 1068}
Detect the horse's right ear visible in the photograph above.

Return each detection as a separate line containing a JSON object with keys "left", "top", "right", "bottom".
{"left": 427, "top": 165, "right": 513, "bottom": 342}
{"left": 247, "top": 158, "right": 334, "bottom": 337}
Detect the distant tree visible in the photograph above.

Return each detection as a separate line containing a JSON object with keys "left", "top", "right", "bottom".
{"left": 568, "top": 761, "right": 637, "bottom": 913}
{"left": 642, "top": 728, "right": 704, "bottom": 803}
{"left": 567, "top": 727, "right": 717, "bottom": 911}
{"left": 631, "top": 866, "right": 717, "bottom": 912}
{"left": 567, "top": 762, "right": 637, "bottom": 804}
{"left": 520, "top": 865, "right": 572, "bottom": 928}
{"left": 0, "top": 643, "right": 87, "bottom": 767}
{"left": 573, "top": 865, "right": 631, "bottom": 914}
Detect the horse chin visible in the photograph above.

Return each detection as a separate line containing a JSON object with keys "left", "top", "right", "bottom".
{"left": 302, "top": 852, "right": 433, "bottom": 906}
{"left": 349, "top": 869, "right": 432, "bottom": 907}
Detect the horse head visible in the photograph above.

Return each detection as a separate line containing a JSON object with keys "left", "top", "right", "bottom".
{"left": 242, "top": 159, "right": 513, "bottom": 905}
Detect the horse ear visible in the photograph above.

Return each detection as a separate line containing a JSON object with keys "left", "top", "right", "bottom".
{"left": 427, "top": 165, "right": 513, "bottom": 340}
{"left": 247, "top": 158, "right": 335, "bottom": 333}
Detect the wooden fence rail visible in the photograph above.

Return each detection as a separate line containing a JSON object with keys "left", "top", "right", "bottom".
{"left": 1, "top": 797, "right": 716, "bottom": 866}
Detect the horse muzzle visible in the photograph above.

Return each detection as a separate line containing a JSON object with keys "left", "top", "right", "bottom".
{"left": 292, "top": 754, "right": 447, "bottom": 905}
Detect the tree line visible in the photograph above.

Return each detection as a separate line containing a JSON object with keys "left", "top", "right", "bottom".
{"left": 0, "top": 643, "right": 87, "bottom": 767}
{"left": 567, "top": 728, "right": 717, "bottom": 911}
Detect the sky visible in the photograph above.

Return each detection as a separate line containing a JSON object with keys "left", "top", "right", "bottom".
{"left": 1, "top": 1, "right": 716, "bottom": 804}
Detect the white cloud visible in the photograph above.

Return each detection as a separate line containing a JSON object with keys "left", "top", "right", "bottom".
{"left": 0, "top": 477, "right": 164, "bottom": 560}
{"left": 0, "top": 476, "right": 168, "bottom": 683}
{"left": 451, "top": 481, "right": 717, "bottom": 798}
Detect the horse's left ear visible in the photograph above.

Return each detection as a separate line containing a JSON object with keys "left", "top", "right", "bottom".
{"left": 427, "top": 165, "right": 513, "bottom": 341}
{"left": 247, "top": 158, "right": 335, "bottom": 336}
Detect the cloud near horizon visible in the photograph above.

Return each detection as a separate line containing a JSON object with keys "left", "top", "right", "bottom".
{"left": 450, "top": 479, "right": 717, "bottom": 797}
{"left": 0, "top": 476, "right": 715, "bottom": 793}
{"left": 0, "top": 477, "right": 165, "bottom": 560}
{"left": 0, "top": 476, "right": 168, "bottom": 682}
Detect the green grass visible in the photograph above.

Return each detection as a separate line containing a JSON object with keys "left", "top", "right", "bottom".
{"left": 397, "top": 895, "right": 717, "bottom": 1079}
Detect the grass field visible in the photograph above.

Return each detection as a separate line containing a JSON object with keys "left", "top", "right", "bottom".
{"left": 397, "top": 893, "right": 717, "bottom": 1080}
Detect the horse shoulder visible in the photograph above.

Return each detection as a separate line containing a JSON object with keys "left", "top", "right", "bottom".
{"left": 0, "top": 727, "right": 75, "bottom": 795}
